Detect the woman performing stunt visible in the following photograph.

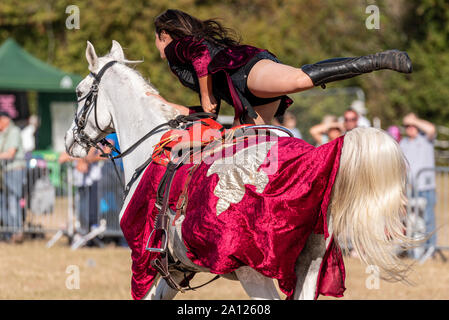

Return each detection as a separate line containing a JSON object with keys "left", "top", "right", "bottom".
{"left": 151, "top": 9, "right": 412, "bottom": 125}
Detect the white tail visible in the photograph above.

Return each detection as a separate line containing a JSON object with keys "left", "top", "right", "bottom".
{"left": 331, "top": 127, "right": 418, "bottom": 282}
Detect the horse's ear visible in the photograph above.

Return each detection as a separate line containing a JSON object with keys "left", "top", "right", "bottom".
{"left": 86, "top": 41, "right": 98, "bottom": 70}
{"left": 110, "top": 40, "right": 125, "bottom": 61}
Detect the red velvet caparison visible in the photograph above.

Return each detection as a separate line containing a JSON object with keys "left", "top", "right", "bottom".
{"left": 120, "top": 136, "right": 346, "bottom": 300}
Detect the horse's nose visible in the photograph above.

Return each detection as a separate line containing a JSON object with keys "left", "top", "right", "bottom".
{"left": 64, "top": 130, "right": 87, "bottom": 158}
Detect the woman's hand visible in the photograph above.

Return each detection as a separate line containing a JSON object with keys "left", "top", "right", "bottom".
{"left": 146, "top": 91, "right": 167, "bottom": 103}
{"left": 146, "top": 91, "right": 190, "bottom": 115}
{"left": 201, "top": 94, "right": 218, "bottom": 114}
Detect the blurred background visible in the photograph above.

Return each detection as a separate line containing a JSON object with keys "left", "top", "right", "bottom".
{"left": 2, "top": 0, "right": 449, "bottom": 144}
{"left": 0, "top": 0, "right": 448, "bottom": 299}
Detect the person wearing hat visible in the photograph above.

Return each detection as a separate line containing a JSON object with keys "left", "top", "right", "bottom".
{"left": 309, "top": 115, "right": 344, "bottom": 146}
{"left": 0, "top": 111, "right": 25, "bottom": 243}
{"left": 399, "top": 112, "right": 437, "bottom": 259}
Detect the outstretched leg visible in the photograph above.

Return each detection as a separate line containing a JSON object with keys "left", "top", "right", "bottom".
{"left": 246, "top": 50, "right": 412, "bottom": 99}
{"left": 235, "top": 266, "right": 280, "bottom": 300}
{"left": 247, "top": 60, "right": 314, "bottom": 98}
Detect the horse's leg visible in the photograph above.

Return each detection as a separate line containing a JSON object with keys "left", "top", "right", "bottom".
{"left": 142, "top": 272, "right": 185, "bottom": 300}
{"left": 293, "top": 233, "right": 327, "bottom": 300}
{"left": 234, "top": 266, "right": 280, "bottom": 300}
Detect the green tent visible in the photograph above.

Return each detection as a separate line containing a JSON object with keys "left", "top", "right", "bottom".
{"left": 0, "top": 38, "right": 83, "bottom": 150}
{"left": 0, "top": 38, "right": 81, "bottom": 92}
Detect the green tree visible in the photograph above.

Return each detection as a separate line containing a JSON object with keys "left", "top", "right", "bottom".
{"left": 1, "top": 0, "right": 447, "bottom": 141}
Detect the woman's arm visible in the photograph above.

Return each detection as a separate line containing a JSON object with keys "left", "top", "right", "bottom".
{"left": 166, "top": 37, "right": 218, "bottom": 113}
{"left": 145, "top": 92, "right": 190, "bottom": 115}
{"left": 198, "top": 75, "right": 218, "bottom": 113}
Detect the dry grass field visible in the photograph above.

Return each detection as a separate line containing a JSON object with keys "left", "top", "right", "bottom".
{"left": 2, "top": 170, "right": 446, "bottom": 300}
{"left": 0, "top": 238, "right": 448, "bottom": 300}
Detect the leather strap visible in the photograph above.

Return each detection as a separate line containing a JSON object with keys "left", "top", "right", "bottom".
{"left": 151, "top": 256, "right": 185, "bottom": 292}
{"left": 174, "top": 164, "right": 200, "bottom": 226}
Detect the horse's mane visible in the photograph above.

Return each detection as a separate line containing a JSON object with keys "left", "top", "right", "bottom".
{"left": 104, "top": 52, "right": 158, "bottom": 94}
{"left": 104, "top": 53, "right": 178, "bottom": 120}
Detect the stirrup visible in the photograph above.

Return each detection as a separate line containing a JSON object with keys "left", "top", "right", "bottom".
{"left": 145, "top": 228, "right": 168, "bottom": 253}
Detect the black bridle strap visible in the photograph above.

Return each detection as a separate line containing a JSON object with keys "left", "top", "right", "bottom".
{"left": 73, "top": 60, "right": 219, "bottom": 199}
{"left": 90, "top": 60, "right": 118, "bottom": 82}
{"left": 108, "top": 112, "right": 218, "bottom": 160}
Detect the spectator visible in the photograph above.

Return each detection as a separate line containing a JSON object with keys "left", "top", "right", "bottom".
{"left": 350, "top": 100, "right": 371, "bottom": 128}
{"left": 59, "top": 147, "right": 105, "bottom": 241}
{"left": 399, "top": 113, "right": 437, "bottom": 259}
{"left": 0, "top": 111, "right": 25, "bottom": 243}
{"left": 275, "top": 111, "right": 302, "bottom": 139}
{"left": 310, "top": 115, "right": 343, "bottom": 146}
{"left": 21, "top": 115, "right": 38, "bottom": 159}
{"left": 343, "top": 109, "right": 359, "bottom": 132}
{"left": 98, "top": 134, "right": 124, "bottom": 236}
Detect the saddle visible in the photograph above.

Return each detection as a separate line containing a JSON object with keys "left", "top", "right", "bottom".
{"left": 144, "top": 114, "right": 293, "bottom": 292}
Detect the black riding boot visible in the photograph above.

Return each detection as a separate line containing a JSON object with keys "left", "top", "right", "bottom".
{"left": 301, "top": 49, "right": 412, "bottom": 88}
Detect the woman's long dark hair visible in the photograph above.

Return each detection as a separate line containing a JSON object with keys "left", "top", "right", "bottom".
{"left": 154, "top": 9, "right": 241, "bottom": 47}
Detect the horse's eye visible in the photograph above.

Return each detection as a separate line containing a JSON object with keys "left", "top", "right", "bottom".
{"left": 76, "top": 91, "right": 83, "bottom": 98}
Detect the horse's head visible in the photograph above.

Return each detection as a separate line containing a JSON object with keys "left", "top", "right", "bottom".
{"left": 65, "top": 40, "right": 129, "bottom": 158}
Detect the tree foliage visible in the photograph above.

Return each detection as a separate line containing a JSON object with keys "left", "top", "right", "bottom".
{"left": 0, "top": 0, "right": 447, "bottom": 141}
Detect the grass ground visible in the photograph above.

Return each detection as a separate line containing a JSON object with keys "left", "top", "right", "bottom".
{"left": 0, "top": 238, "right": 448, "bottom": 300}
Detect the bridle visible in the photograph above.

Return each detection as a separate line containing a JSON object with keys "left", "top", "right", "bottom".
{"left": 72, "top": 60, "right": 128, "bottom": 189}
{"left": 71, "top": 60, "right": 219, "bottom": 195}
{"left": 71, "top": 59, "right": 297, "bottom": 292}
{"left": 73, "top": 60, "right": 119, "bottom": 155}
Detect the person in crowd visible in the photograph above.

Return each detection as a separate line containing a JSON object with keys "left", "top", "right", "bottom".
{"left": 0, "top": 111, "right": 25, "bottom": 243}
{"left": 59, "top": 147, "right": 105, "bottom": 241}
{"left": 309, "top": 115, "right": 343, "bottom": 146}
{"left": 98, "top": 134, "right": 124, "bottom": 240}
{"left": 399, "top": 113, "right": 437, "bottom": 259}
{"left": 147, "top": 9, "right": 412, "bottom": 126}
{"left": 350, "top": 100, "right": 371, "bottom": 128}
{"left": 343, "top": 109, "right": 359, "bottom": 133}
{"left": 21, "top": 115, "right": 38, "bottom": 159}
{"left": 274, "top": 110, "right": 302, "bottom": 139}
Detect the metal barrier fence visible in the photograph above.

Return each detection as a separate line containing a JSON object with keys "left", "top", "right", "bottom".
{"left": 0, "top": 158, "right": 125, "bottom": 247}
{"left": 2, "top": 156, "right": 448, "bottom": 256}
{"left": 407, "top": 166, "right": 449, "bottom": 262}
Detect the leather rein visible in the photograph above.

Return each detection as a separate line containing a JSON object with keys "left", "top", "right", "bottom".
{"left": 72, "top": 60, "right": 217, "bottom": 197}
{"left": 72, "top": 60, "right": 294, "bottom": 293}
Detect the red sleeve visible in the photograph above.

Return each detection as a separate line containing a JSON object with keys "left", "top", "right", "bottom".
{"left": 164, "top": 36, "right": 211, "bottom": 77}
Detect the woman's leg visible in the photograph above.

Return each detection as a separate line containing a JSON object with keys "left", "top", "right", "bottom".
{"left": 247, "top": 50, "right": 412, "bottom": 98}
{"left": 233, "top": 99, "right": 281, "bottom": 126}
{"left": 246, "top": 60, "right": 314, "bottom": 98}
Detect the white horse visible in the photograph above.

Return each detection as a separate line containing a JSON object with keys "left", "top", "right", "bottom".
{"left": 65, "top": 40, "right": 416, "bottom": 300}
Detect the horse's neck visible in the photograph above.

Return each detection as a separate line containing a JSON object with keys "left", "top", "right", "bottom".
{"left": 102, "top": 65, "right": 179, "bottom": 184}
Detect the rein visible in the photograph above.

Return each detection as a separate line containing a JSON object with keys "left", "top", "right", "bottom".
{"left": 72, "top": 60, "right": 294, "bottom": 294}
{"left": 72, "top": 60, "right": 217, "bottom": 194}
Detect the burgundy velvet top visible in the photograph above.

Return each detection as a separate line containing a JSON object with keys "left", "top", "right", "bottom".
{"left": 163, "top": 36, "right": 293, "bottom": 119}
